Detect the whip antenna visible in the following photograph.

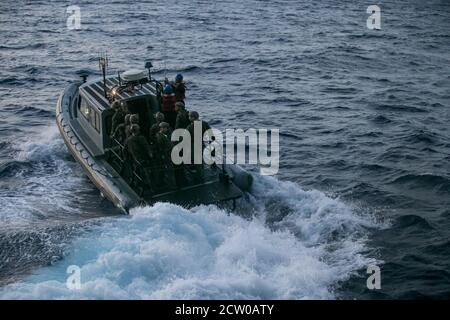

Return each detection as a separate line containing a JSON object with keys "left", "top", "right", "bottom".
{"left": 98, "top": 52, "right": 109, "bottom": 98}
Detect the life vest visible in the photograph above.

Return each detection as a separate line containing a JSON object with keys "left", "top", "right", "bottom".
{"left": 161, "top": 93, "right": 176, "bottom": 111}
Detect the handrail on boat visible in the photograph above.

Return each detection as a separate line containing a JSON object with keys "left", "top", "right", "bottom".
{"left": 106, "top": 137, "right": 187, "bottom": 196}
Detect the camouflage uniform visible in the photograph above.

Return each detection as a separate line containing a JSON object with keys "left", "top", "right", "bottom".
{"left": 154, "top": 130, "right": 176, "bottom": 188}
{"left": 186, "top": 119, "right": 211, "bottom": 182}
{"left": 111, "top": 114, "right": 130, "bottom": 145}
{"left": 149, "top": 122, "right": 161, "bottom": 143}
{"left": 126, "top": 133, "right": 154, "bottom": 190}
{"left": 111, "top": 107, "right": 126, "bottom": 136}
{"left": 127, "top": 135, "right": 150, "bottom": 162}
{"left": 111, "top": 123, "right": 126, "bottom": 144}
{"left": 175, "top": 109, "right": 190, "bottom": 129}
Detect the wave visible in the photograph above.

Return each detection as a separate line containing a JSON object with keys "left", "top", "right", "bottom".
{"left": 392, "top": 215, "right": 434, "bottom": 231}
{"left": 320, "top": 87, "right": 359, "bottom": 95}
{"left": 371, "top": 115, "right": 392, "bottom": 124}
{"left": 178, "top": 65, "right": 202, "bottom": 72}
{"left": 389, "top": 173, "right": 450, "bottom": 193}
{"left": 424, "top": 240, "right": 450, "bottom": 257}
{"left": 12, "top": 106, "right": 53, "bottom": 118}
{"left": 153, "top": 65, "right": 202, "bottom": 74}
{"left": 347, "top": 33, "right": 398, "bottom": 40}
{"left": 0, "top": 126, "right": 95, "bottom": 224}
{"left": 373, "top": 104, "right": 428, "bottom": 113}
{"left": 207, "top": 57, "right": 241, "bottom": 65}
{"left": 0, "top": 43, "right": 46, "bottom": 51}
{"left": 0, "top": 77, "right": 25, "bottom": 86}
{"left": 279, "top": 131, "right": 302, "bottom": 140}
{"left": 0, "top": 160, "right": 33, "bottom": 178}
{"left": 405, "top": 131, "right": 439, "bottom": 144}
{"left": 0, "top": 222, "right": 88, "bottom": 286}
{"left": 0, "top": 141, "right": 11, "bottom": 152}
{"left": 0, "top": 176, "right": 380, "bottom": 299}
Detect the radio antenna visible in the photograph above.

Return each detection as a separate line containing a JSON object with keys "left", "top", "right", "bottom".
{"left": 162, "top": 40, "right": 168, "bottom": 82}
{"left": 99, "top": 52, "right": 109, "bottom": 98}
{"left": 164, "top": 59, "right": 167, "bottom": 80}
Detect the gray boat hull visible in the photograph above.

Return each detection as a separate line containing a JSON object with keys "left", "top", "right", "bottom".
{"left": 56, "top": 81, "right": 252, "bottom": 213}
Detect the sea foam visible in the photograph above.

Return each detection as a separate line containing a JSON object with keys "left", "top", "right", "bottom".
{"left": 0, "top": 175, "right": 379, "bottom": 299}
{"left": 0, "top": 126, "right": 92, "bottom": 224}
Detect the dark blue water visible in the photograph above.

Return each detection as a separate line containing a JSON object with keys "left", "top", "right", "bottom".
{"left": 0, "top": 0, "right": 449, "bottom": 299}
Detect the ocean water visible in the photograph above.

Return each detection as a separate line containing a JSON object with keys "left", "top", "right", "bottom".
{"left": 0, "top": 0, "right": 449, "bottom": 299}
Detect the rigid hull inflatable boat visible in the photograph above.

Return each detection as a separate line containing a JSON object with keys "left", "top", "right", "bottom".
{"left": 56, "top": 60, "right": 252, "bottom": 213}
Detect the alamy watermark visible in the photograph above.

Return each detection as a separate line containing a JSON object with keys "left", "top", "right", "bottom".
{"left": 170, "top": 123, "right": 280, "bottom": 175}
{"left": 66, "top": 4, "right": 381, "bottom": 31}
{"left": 66, "top": 265, "right": 81, "bottom": 290}
{"left": 367, "top": 5, "right": 381, "bottom": 30}
{"left": 366, "top": 265, "right": 381, "bottom": 290}
{"left": 66, "top": 5, "right": 81, "bottom": 30}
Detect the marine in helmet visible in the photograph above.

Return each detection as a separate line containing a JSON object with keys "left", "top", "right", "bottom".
{"left": 174, "top": 101, "right": 190, "bottom": 130}
{"left": 110, "top": 101, "right": 128, "bottom": 136}
{"left": 173, "top": 73, "right": 186, "bottom": 102}
{"left": 125, "top": 124, "right": 154, "bottom": 190}
{"left": 149, "top": 112, "right": 166, "bottom": 143}
{"left": 154, "top": 122, "right": 176, "bottom": 188}
{"left": 186, "top": 111, "right": 211, "bottom": 139}
{"left": 126, "top": 124, "right": 152, "bottom": 164}
{"left": 172, "top": 103, "right": 190, "bottom": 186}
{"left": 126, "top": 114, "right": 140, "bottom": 139}
{"left": 111, "top": 113, "right": 134, "bottom": 180}
{"left": 156, "top": 122, "right": 173, "bottom": 159}
{"left": 111, "top": 113, "right": 131, "bottom": 144}
{"left": 186, "top": 111, "right": 211, "bottom": 182}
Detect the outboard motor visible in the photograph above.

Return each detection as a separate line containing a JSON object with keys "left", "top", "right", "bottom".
{"left": 224, "top": 164, "right": 253, "bottom": 192}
